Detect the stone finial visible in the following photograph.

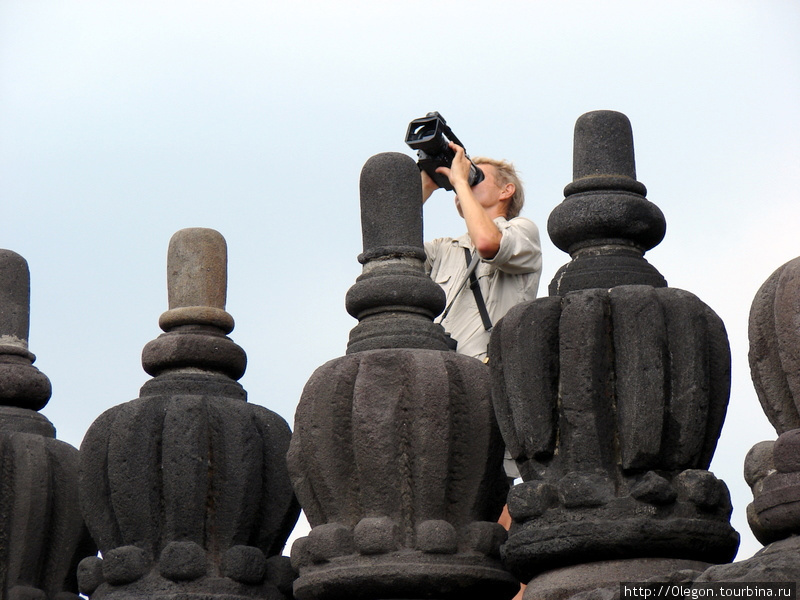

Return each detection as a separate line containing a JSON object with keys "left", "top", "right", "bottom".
{"left": 0, "top": 249, "right": 31, "bottom": 346}
{"left": 142, "top": 228, "right": 245, "bottom": 384}
{"left": 0, "top": 249, "right": 96, "bottom": 599}
{"left": 345, "top": 152, "right": 450, "bottom": 353}
{"left": 160, "top": 227, "right": 234, "bottom": 333}
{"left": 79, "top": 228, "right": 299, "bottom": 600}
{"left": 357, "top": 152, "right": 425, "bottom": 262}
{"left": 548, "top": 110, "right": 667, "bottom": 295}
{"left": 288, "top": 153, "right": 517, "bottom": 599}
{"left": 0, "top": 249, "right": 51, "bottom": 413}
{"left": 569, "top": 109, "right": 644, "bottom": 189}
{"left": 491, "top": 112, "right": 737, "bottom": 597}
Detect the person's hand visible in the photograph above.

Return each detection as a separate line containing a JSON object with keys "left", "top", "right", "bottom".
{"left": 421, "top": 169, "right": 439, "bottom": 202}
{"left": 436, "top": 142, "right": 471, "bottom": 190}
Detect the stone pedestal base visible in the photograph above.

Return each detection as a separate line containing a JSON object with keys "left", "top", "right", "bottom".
{"left": 524, "top": 558, "right": 711, "bottom": 600}
{"left": 293, "top": 552, "right": 519, "bottom": 600}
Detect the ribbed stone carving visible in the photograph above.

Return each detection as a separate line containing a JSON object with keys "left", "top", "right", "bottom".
{"left": 491, "top": 112, "right": 738, "bottom": 597}
{"left": 745, "top": 257, "right": 800, "bottom": 544}
{"left": 78, "top": 229, "right": 299, "bottom": 600}
{"left": 287, "top": 153, "right": 517, "bottom": 600}
{"left": 695, "top": 253, "right": 800, "bottom": 583}
{"left": 493, "top": 286, "right": 737, "bottom": 579}
{"left": 0, "top": 249, "right": 95, "bottom": 600}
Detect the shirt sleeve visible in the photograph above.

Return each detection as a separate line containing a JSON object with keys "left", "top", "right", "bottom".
{"left": 483, "top": 217, "right": 542, "bottom": 275}
{"left": 424, "top": 238, "right": 440, "bottom": 276}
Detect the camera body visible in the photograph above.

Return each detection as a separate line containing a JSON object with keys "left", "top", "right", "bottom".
{"left": 405, "top": 112, "right": 484, "bottom": 191}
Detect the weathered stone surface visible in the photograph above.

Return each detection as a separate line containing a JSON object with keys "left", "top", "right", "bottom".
{"left": 548, "top": 111, "right": 667, "bottom": 295}
{"left": 77, "top": 557, "right": 105, "bottom": 596}
{"left": 492, "top": 113, "right": 737, "bottom": 587}
{"left": 78, "top": 229, "right": 299, "bottom": 600}
{"left": 0, "top": 250, "right": 51, "bottom": 412}
{"left": 345, "top": 153, "right": 449, "bottom": 353}
{"left": 416, "top": 520, "right": 458, "bottom": 554}
{"left": 0, "top": 250, "right": 96, "bottom": 599}
{"left": 353, "top": 517, "right": 400, "bottom": 555}
{"left": 749, "top": 430, "right": 800, "bottom": 539}
{"left": 630, "top": 472, "right": 676, "bottom": 505}
{"left": 221, "top": 545, "right": 267, "bottom": 584}
{"left": 357, "top": 152, "right": 425, "bottom": 260}
{"left": 745, "top": 255, "right": 800, "bottom": 552}
{"left": 524, "top": 558, "right": 710, "bottom": 600}
{"left": 102, "top": 546, "right": 149, "bottom": 585}
{"left": 744, "top": 441, "right": 775, "bottom": 489}
{"left": 773, "top": 427, "right": 800, "bottom": 472}
{"left": 748, "top": 257, "right": 800, "bottom": 433}
{"left": 166, "top": 227, "right": 228, "bottom": 310}
{"left": 158, "top": 541, "right": 206, "bottom": 581}
{"left": 696, "top": 534, "right": 800, "bottom": 582}
{"left": 495, "top": 291, "right": 738, "bottom": 580}
{"left": 493, "top": 286, "right": 732, "bottom": 480}
{"left": 289, "top": 153, "right": 517, "bottom": 599}
{"left": 288, "top": 348, "right": 516, "bottom": 598}
{"left": 264, "top": 556, "right": 295, "bottom": 595}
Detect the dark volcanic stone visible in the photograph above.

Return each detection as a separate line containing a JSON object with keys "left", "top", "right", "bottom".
{"left": 158, "top": 541, "right": 206, "bottom": 581}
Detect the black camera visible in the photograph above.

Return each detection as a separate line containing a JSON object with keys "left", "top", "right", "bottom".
{"left": 405, "top": 112, "right": 484, "bottom": 191}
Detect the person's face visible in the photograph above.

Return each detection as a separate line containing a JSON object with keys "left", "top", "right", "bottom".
{"left": 454, "top": 163, "right": 508, "bottom": 218}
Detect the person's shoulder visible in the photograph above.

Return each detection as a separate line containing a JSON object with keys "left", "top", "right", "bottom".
{"left": 427, "top": 235, "right": 458, "bottom": 249}
{"left": 425, "top": 236, "right": 458, "bottom": 259}
{"left": 504, "top": 215, "right": 535, "bottom": 226}
{"left": 496, "top": 216, "right": 539, "bottom": 234}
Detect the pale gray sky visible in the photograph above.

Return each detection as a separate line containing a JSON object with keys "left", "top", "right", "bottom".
{"left": 1, "top": 1, "right": 798, "bottom": 560}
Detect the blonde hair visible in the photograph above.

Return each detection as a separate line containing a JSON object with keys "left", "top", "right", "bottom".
{"left": 473, "top": 157, "right": 525, "bottom": 219}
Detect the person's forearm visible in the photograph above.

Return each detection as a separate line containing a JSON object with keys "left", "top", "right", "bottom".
{"left": 421, "top": 171, "right": 438, "bottom": 203}
{"left": 454, "top": 181, "right": 502, "bottom": 259}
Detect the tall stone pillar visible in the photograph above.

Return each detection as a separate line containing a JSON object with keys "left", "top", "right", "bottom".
{"left": 287, "top": 153, "right": 518, "bottom": 600}
{"left": 490, "top": 111, "right": 739, "bottom": 598}
{"left": 0, "top": 249, "right": 95, "bottom": 600}
{"left": 77, "top": 228, "right": 299, "bottom": 600}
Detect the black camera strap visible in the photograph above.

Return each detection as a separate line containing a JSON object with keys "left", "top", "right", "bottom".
{"left": 464, "top": 248, "right": 493, "bottom": 332}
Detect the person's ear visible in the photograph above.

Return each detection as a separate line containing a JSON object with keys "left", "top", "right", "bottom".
{"left": 499, "top": 183, "right": 515, "bottom": 201}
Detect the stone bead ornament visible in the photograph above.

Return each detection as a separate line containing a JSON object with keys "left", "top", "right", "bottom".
{"left": 490, "top": 112, "right": 739, "bottom": 594}
{"left": 287, "top": 153, "right": 518, "bottom": 600}
{"left": 78, "top": 229, "right": 299, "bottom": 600}
{"left": 0, "top": 249, "right": 96, "bottom": 600}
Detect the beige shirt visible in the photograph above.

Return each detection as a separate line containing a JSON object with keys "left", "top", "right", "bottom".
{"left": 424, "top": 216, "right": 542, "bottom": 360}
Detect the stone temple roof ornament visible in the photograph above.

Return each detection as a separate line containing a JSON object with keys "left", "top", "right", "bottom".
{"left": 490, "top": 111, "right": 739, "bottom": 598}
{"left": 77, "top": 228, "right": 299, "bottom": 600}
{"left": 288, "top": 153, "right": 519, "bottom": 600}
{"left": 0, "top": 249, "right": 95, "bottom": 599}
{"left": 548, "top": 110, "right": 667, "bottom": 295}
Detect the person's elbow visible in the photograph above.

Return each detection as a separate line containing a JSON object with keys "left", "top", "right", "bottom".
{"left": 474, "top": 235, "right": 501, "bottom": 259}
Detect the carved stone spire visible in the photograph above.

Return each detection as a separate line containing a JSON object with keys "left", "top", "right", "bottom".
{"left": 288, "top": 153, "right": 518, "bottom": 600}
{"left": 490, "top": 112, "right": 738, "bottom": 598}
{"left": 548, "top": 110, "right": 667, "bottom": 295}
{"left": 345, "top": 152, "right": 450, "bottom": 352}
{"left": 0, "top": 249, "right": 95, "bottom": 600}
{"left": 78, "top": 228, "right": 299, "bottom": 600}
{"left": 0, "top": 250, "right": 51, "bottom": 413}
